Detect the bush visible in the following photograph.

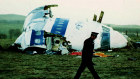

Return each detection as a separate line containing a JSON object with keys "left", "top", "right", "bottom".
{"left": 0, "top": 33, "right": 7, "bottom": 39}
{"left": 9, "top": 29, "right": 21, "bottom": 39}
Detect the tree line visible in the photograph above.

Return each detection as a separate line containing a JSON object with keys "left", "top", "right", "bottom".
{"left": 0, "top": 29, "right": 21, "bottom": 39}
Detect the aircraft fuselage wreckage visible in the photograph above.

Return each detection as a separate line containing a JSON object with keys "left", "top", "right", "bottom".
{"left": 13, "top": 5, "right": 128, "bottom": 54}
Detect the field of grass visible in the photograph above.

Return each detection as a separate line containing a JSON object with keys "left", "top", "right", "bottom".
{"left": 0, "top": 39, "right": 140, "bottom": 79}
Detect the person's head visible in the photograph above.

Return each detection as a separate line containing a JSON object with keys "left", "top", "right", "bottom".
{"left": 90, "top": 32, "right": 98, "bottom": 40}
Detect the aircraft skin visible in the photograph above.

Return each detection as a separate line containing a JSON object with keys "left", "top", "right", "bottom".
{"left": 14, "top": 5, "right": 128, "bottom": 52}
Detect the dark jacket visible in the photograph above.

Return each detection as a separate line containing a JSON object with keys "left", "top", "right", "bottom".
{"left": 82, "top": 37, "right": 94, "bottom": 62}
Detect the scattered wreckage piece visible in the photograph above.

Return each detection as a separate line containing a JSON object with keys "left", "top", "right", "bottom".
{"left": 69, "top": 52, "right": 117, "bottom": 57}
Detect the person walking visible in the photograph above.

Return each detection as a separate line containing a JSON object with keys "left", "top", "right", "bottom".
{"left": 74, "top": 32, "right": 100, "bottom": 79}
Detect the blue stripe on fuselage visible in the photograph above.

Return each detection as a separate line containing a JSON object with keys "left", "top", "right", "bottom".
{"left": 51, "top": 18, "right": 69, "bottom": 36}
{"left": 101, "top": 26, "right": 110, "bottom": 50}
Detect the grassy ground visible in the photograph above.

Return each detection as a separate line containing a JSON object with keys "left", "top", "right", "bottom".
{"left": 0, "top": 39, "right": 140, "bottom": 79}
{"left": 0, "top": 49, "right": 140, "bottom": 79}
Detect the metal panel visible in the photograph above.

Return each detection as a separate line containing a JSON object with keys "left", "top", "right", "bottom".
{"left": 51, "top": 18, "right": 69, "bottom": 36}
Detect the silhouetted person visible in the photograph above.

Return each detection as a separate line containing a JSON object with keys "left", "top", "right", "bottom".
{"left": 74, "top": 32, "right": 100, "bottom": 79}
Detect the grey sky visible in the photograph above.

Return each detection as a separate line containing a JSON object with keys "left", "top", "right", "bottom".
{"left": 0, "top": 0, "right": 140, "bottom": 25}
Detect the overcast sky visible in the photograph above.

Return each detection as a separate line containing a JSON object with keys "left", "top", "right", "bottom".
{"left": 0, "top": 0, "right": 140, "bottom": 25}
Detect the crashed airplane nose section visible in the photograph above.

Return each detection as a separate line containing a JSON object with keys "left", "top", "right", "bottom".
{"left": 14, "top": 5, "right": 127, "bottom": 53}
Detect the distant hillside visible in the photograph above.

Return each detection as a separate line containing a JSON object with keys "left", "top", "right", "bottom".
{"left": 106, "top": 24, "right": 140, "bottom": 28}
{"left": 0, "top": 14, "right": 25, "bottom": 22}
{"left": 105, "top": 24, "right": 140, "bottom": 32}
{"left": 0, "top": 14, "right": 25, "bottom": 39}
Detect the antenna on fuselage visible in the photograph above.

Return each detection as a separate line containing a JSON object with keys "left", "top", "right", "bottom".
{"left": 93, "top": 11, "right": 104, "bottom": 23}
{"left": 97, "top": 11, "right": 104, "bottom": 23}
